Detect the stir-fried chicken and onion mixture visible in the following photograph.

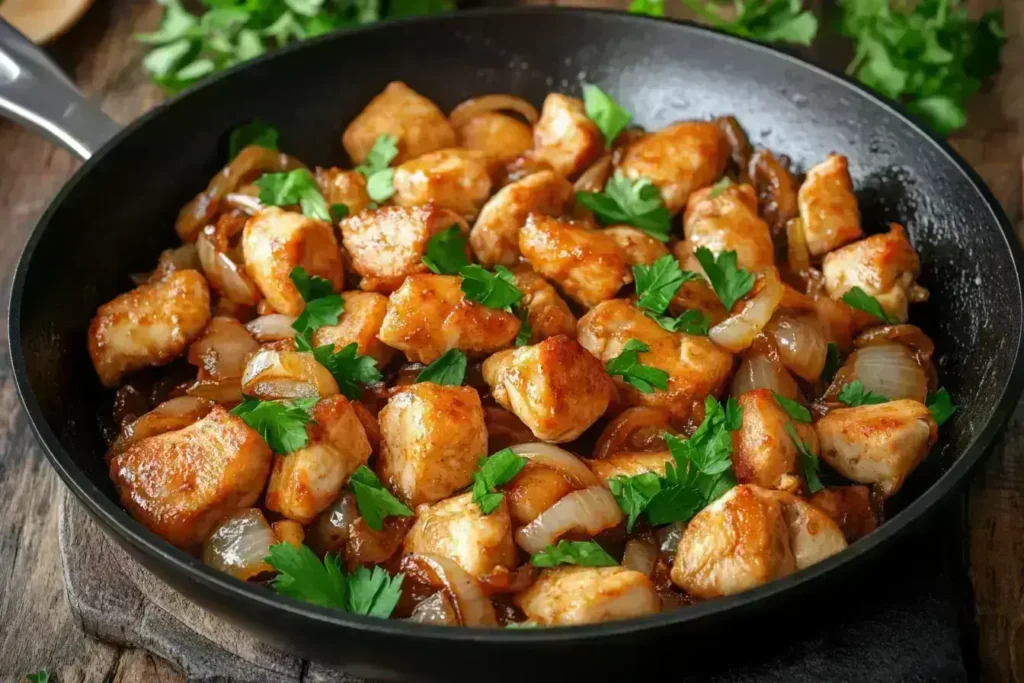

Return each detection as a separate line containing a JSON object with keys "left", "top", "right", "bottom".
{"left": 90, "top": 82, "right": 956, "bottom": 628}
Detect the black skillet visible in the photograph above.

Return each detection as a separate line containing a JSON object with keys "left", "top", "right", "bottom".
{"left": 3, "top": 7, "right": 1023, "bottom": 681}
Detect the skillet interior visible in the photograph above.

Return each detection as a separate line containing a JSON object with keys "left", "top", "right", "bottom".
{"left": 10, "top": 8, "right": 1024, "bottom": 680}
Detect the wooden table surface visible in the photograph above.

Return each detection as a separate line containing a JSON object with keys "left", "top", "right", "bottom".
{"left": 1, "top": 1, "right": 1022, "bottom": 681}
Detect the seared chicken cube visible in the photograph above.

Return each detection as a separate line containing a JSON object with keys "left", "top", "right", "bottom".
{"left": 587, "top": 451, "right": 674, "bottom": 484}
{"left": 603, "top": 226, "right": 671, "bottom": 266}
{"left": 515, "top": 566, "right": 660, "bottom": 626}
{"left": 378, "top": 274, "right": 520, "bottom": 364}
{"left": 340, "top": 205, "right": 467, "bottom": 294}
{"left": 577, "top": 299, "right": 735, "bottom": 420}
{"left": 519, "top": 215, "right": 631, "bottom": 308}
{"left": 342, "top": 81, "right": 455, "bottom": 165}
{"left": 454, "top": 112, "right": 534, "bottom": 168}
{"left": 379, "top": 383, "right": 488, "bottom": 506}
{"left": 821, "top": 224, "right": 924, "bottom": 323}
{"left": 617, "top": 121, "right": 729, "bottom": 214}
{"left": 815, "top": 399, "right": 937, "bottom": 497}
{"left": 311, "top": 291, "right": 394, "bottom": 366}
{"left": 683, "top": 183, "right": 775, "bottom": 271}
{"left": 482, "top": 335, "right": 613, "bottom": 443}
{"left": 403, "top": 492, "right": 516, "bottom": 578}
{"left": 768, "top": 489, "right": 848, "bottom": 570}
{"left": 241, "top": 207, "right": 344, "bottom": 316}
{"left": 265, "top": 396, "right": 373, "bottom": 524}
{"left": 503, "top": 464, "right": 579, "bottom": 526}
{"left": 89, "top": 269, "right": 211, "bottom": 387}
{"left": 511, "top": 268, "right": 577, "bottom": 344}
{"left": 808, "top": 485, "right": 878, "bottom": 541}
{"left": 470, "top": 170, "right": 574, "bottom": 267}
{"left": 109, "top": 405, "right": 273, "bottom": 549}
{"left": 392, "top": 148, "right": 492, "bottom": 220}
{"left": 531, "top": 94, "right": 602, "bottom": 178}
{"left": 798, "top": 154, "right": 863, "bottom": 256}
{"left": 732, "top": 389, "right": 816, "bottom": 492}
{"left": 315, "top": 167, "right": 372, "bottom": 216}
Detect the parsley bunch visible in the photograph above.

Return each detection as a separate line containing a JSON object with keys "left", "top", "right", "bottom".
{"left": 685, "top": 0, "right": 818, "bottom": 46}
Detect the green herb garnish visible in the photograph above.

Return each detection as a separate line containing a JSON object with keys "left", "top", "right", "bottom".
{"left": 772, "top": 392, "right": 812, "bottom": 423}
{"left": 842, "top": 286, "right": 899, "bottom": 324}
{"left": 576, "top": 173, "right": 672, "bottom": 242}
{"left": 785, "top": 422, "right": 824, "bottom": 493}
{"left": 531, "top": 540, "right": 618, "bottom": 568}
{"left": 927, "top": 387, "right": 957, "bottom": 426}
{"left": 605, "top": 340, "right": 670, "bottom": 394}
{"left": 694, "top": 247, "right": 755, "bottom": 312}
{"left": 231, "top": 396, "right": 317, "bottom": 454}
{"left": 416, "top": 349, "right": 468, "bottom": 386}
{"left": 255, "top": 169, "right": 331, "bottom": 221}
{"left": 471, "top": 448, "right": 528, "bottom": 515}
{"left": 229, "top": 119, "right": 279, "bottom": 159}
{"left": 422, "top": 226, "right": 470, "bottom": 275}
{"left": 349, "top": 465, "right": 413, "bottom": 531}
{"left": 582, "top": 83, "right": 632, "bottom": 147}
{"left": 837, "top": 380, "right": 888, "bottom": 407}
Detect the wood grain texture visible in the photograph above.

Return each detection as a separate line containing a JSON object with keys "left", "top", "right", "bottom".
{"left": 0, "top": 1, "right": 1021, "bottom": 681}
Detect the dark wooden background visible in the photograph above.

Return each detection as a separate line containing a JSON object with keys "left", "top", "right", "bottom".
{"left": 0, "top": 0, "right": 1022, "bottom": 680}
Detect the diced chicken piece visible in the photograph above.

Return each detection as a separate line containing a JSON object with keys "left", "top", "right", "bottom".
{"left": 342, "top": 81, "right": 455, "bottom": 165}
{"left": 265, "top": 396, "right": 372, "bottom": 524}
{"left": 379, "top": 383, "right": 488, "bottom": 506}
{"left": 392, "top": 148, "right": 493, "bottom": 220}
{"left": 311, "top": 291, "right": 394, "bottom": 366}
{"left": 241, "top": 207, "right": 344, "bottom": 316}
{"left": 89, "top": 270, "right": 211, "bottom": 387}
{"left": 403, "top": 492, "right": 516, "bottom": 578}
{"left": 531, "top": 94, "right": 602, "bottom": 178}
{"left": 109, "top": 405, "right": 273, "bottom": 549}
{"left": 315, "top": 168, "right": 372, "bottom": 216}
{"left": 454, "top": 112, "right": 534, "bottom": 168}
{"left": 808, "top": 485, "right": 878, "bottom": 541}
{"left": 821, "top": 224, "right": 924, "bottom": 323}
{"left": 503, "top": 464, "right": 578, "bottom": 526}
{"left": 587, "top": 451, "right": 674, "bottom": 484}
{"left": 603, "top": 226, "right": 671, "bottom": 266}
{"left": 340, "top": 205, "right": 467, "bottom": 294}
{"left": 482, "top": 335, "right": 613, "bottom": 443}
{"left": 815, "top": 399, "right": 937, "bottom": 497}
{"left": 272, "top": 519, "right": 305, "bottom": 548}
{"left": 519, "top": 215, "right": 632, "bottom": 308}
{"left": 671, "top": 484, "right": 795, "bottom": 598}
{"left": 617, "top": 121, "right": 729, "bottom": 214}
{"left": 766, "top": 489, "right": 848, "bottom": 570}
{"left": 683, "top": 183, "right": 775, "bottom": 270}
{"left": 470, "top": 170, "right": 574, "bottom": 267}
{"left": 798, "top": 154, "right": 863, "bottom": 256}
{"left": 732, "top": 389, "right": 816, "bottom": 492}
{"left": 577, "top": 299, "right": 735, "bottom": 420}
{"left": 510, "top": 268, "right": 577, "bottom": 344}
{"left": 515, "top": 566, "right": 661, "bottom": 626}
{"left": 378, "top": 274, "right": 520, "bottom": 364}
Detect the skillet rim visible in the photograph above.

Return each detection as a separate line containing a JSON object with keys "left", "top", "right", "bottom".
{"left": 8, "top": 6, "right": 1024, "bottom": 644}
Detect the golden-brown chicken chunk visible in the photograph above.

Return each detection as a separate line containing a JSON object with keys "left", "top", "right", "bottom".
{"left": 519, "top": 215, "right": 631, "bottom": 308}
{"left": 531, "top": 94, "right": 602, "bottom": 178}
{"left": 109, "top": 405, "right": 273, "bottom": 549}
{"left": 315, "top": 168, "right": 372, "bottom": 216}
{"left": 482, "top": 335, "right": 613, "bottom": 443}
{"left": 265, "top": 396, "right": 372, "bottom": 524}
{"left": 89, "top": 270, "right": 211, "bottom": 387}
{"left": 732, "top": 389, "right": 816, "bottom": 492}
{"left": 241, "top": 208, "right": 344, "bottom": 316}
{"left": 378, "top": 274, "right": 520, "bottom": 364}
{"left": 392, "top": 149, "right": 492, "bottom": 220}
{"left": 503, "top": 464, "right": 578, "bottom": 526}
{"left": 821, "top": 224, "right": 925, "bottom": 323}
{"left": 816, "top": 399, "right": 937, "bottom": 497}
{"left": 454, "top": 112, "right": 534, "bottom": 168}
{"left": 603, "top": 226, "right": 671, "bottom": 266}
{"left": 617, "top": 121, "right": 729, "bottom": 214}
{"left": 798, "top": 154, "right": 863, "bottom": 256}
{"left": 515, "top": 566, "right": 660, "bottom": 626}
{"left": 683, "top": 183, "right": 775, "bottom": 271}
{"left": 340, "top": 205, "right": 467, "bottom": 294}
{"left": 767, "top": 489, "right": 848, "bottom": 570}
{"left": 511, "top": 268, "right": 577, "bottom": 344}
{"left": 577, "top": 300, "right": 735, "bottom": 420}
{"left": 587, "top": 451, "right": 674, "bottom": 484}
{"left": 342, "top": 81, "right": 455, "bottom": 165}
{"left": 311, "top": 291, "right": 394, "bottom": 366}
{"left": 470, "top": 170, "right": 574, "bottom": 267}
{"left": 403, "top": 492, "right": 516, "bottom": 578}
{"left": 379, "top": 383, "right": 488, "bottom": 506}
{"left": 808, "top": 486, "right": 878, "bottom": 541}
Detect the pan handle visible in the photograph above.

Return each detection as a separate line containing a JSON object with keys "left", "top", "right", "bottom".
{"left": 0, "top": 18, "right": 121, "bottom": 161}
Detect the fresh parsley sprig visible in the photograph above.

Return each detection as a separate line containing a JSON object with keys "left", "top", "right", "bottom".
{"left": 349, "top": 465, "right": 413, "bottom": 531}
{"left": 290, "top": 267, "right": 344, "bottom": 336}
{"left": 837, "top": 380, "right": 888, "bottom": 407}
{"left": 648, "top": 310, "right": 711, "bottom": 336}
{"left": 785, "top": 423, "right": 824, "bottom": 493}
{"left": 576, "top": 173, "right": 672, "bottom": 242}
{"left": 682, "top": 0, "right": 818, "bottom": 46}
{"left": 356, "top": 134, "right": 399, "bottom": 203}
{"left": 229, "top": 120, "right": 279, "bottom": 159}
{"left": 694, "top": 247, "right": 755, "bottom": 312}
{"left": 231, "top": 396, "right": 317, "bottom": 454}
{"left": 460, "top": 265, "right": 524, "bottom": 311}
{"left": 531, "top": 540, "right": 618, "bottom": 568}
{"left": 823, "top": 342, "right": 842, "bottom": 381}
{"left": 25, "top": 672, "right": 49, "bottom": 683}
{"left": 255, "top": 169, "right": 332, "bottom": 222}
{"left": 772, "top": 392, "right": 812, "bottom": 423}
{"left": 317, "top": 343, "right": 383, "bottom": 399}
{"left": 416, "top": 349, "right": 468, "bottom": 386}
{"left": 842, "top": 286, "right": 899, "bottom": 324}
{"left": 582, "top": 83, "right": 632, "bottom": 147}
{"left": 422, "top": 226, "right": 470, "bottom": 275}
{"left": 633, "top": 254, "right": 708, "bottom": 335}
{"left": 927, "top": 387, "right": 957, "bottom": 426}
{"left": 266, "top": 543, "right": 404, "bottom": 618}
{"left": 605, "top": 340, "right": 670, "bottom": 394}
{"left": 471, "top": 448, "right": 528, "bottom": 515}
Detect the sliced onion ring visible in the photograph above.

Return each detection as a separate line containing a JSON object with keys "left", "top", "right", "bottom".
{"left": 853, "top": 342, "right": 927, "bottom": 402}
{"left": 197, "top": 226, "right": 261, "bottom": 306}
{"left": 509, "top": 443, "right": 601, "bottom": 488}
{"left": 201, "top": 508, "right": 277, "bottom": 580}
{"left": 515, "top": 486, "right": 624, "bottom": 554}
{"left": 245, "top": 314, "right": 299, "bottom": 342}
{"left": 110, "top": 396, "right": 214, "bottom": 457}
{"left": 731, "top": 353, "right": 800, "bottom": 399}
{"left": 407, "top": 591, "right": 459, "bottom": 626}
{"left": 449, "top": 94, "right": 540, "bottom": 128}
{"left": 765, "top": 313, "right": 827, "bottom": 382}
{"left": 574, "top": 155, "right": 613, "bottom": 193}
{"left": 593, "top": 407, "right": 675, "bottom": 460}
{"left": 622, "top": 538, "right": 657, "bottom": 577}
{"left": 710, "top": 267, "right": 784, "bottom": 353}
{"left": 400, "top": 554, "right": 498, "bottom": 627}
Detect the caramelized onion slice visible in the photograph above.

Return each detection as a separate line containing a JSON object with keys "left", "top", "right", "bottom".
{"left": 853, "top": 343, "right": 927, "bottom": 402}
{"left": 449, "top": 94, "right": 540, "bottom": 128}
{"left": 307, "top": 491, "right": 359, "bottom": 556}
{"left": 731, "top": 353, "right": 800, "bottom": 399}
{"left": 509, "top": 443, "right": 601, "bottom": 488}
{"left": 201, "top": 508, "right": 276, "bottom": 580}
{"left": 766, "top": 313, "right": 827, "bottom": 382}
{"left": 245, "top": 314, "right": 299, "bottom": 342}
{"left": 197, "top": 226, "right": 261, "bottom": 306}
{"left": 241, "top": 349, "right": 340, "bottom": 399}
{"left": 188, "top": 317, "right": 260, "bottom": 380}
{"left": 407, "top": 591, "right": 460, "bottom": 626}
{"left": 574, "top": 154, "right": 613, "bottom": 193}
{"left": 710, "top": 267, "right": 784, "bottom": 353}
{"left": 622, "top": 538, "right": 657, "bottom": 577}
{"left": 110, "top": 397, "right": 214, "bottom": 457}
{"left": 786, "top": 217, "right": 810, "bottom": 274}
{"left": 594, "top": 407, "right": 675, "bottom": 460}
{"left": 515, "top": 486, "right": 623, "bottom": 554}
{"left": 401, "top": 554, "right": 498, "bottom": 627}
{"left": 185, "top": 378, "right": 244, "bottom": 405}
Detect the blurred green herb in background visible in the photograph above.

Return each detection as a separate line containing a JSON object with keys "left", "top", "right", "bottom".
{"left": 137, "top": 0, "right": 452, "bottom": 92}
